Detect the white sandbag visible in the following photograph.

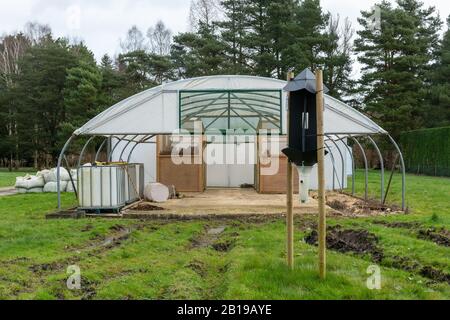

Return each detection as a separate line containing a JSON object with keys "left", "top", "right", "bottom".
{"left": 17, "top": 187, "right": 27, "bottom": 194}
{"left": 15, "top": 176, "right": 30, "bottom": 189}
{"left": 66, "top": 181, "right": 77, "bottom": 193}
{"left": 42, "top": 170, "right": 56, "bottom": 183}
{"left": 36, "top": 170, "right": 50, "bottom": 178}
{"left": 42, "top": 168, "right": 70, "bottom": 183}
{"left": 27, "top": 187, "right": 44, "bottom": 193}
{"left": 15, "top": 175, "right": 45, "bottom": 189}
{"left": 43, "top": 181, "right": 68, "bottom": 193}
{"left": 144, "top": 183, "right": 170, "bottom": 203}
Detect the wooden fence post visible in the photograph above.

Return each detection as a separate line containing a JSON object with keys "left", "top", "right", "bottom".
{"left": 315, "top": 69, "right": 326, "bottom": 279}
{"left": 286, "top": 72, "right": 294, "bottom": 270}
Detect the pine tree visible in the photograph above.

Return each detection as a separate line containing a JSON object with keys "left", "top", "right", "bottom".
{"left": 281, "top": 0, "right": 329, "bottom": 73}
{"left": 266, "top": 0, "right": 296, "bottom": 78}
{"left": 355, "top": 0, "right": 442, "bottom": 139}
{"left": 63, "top": 44, "right": 102, "bottom": 134}
{"left": 15, "top": 38, "right": 79, "bottom": 162}
{"left": 98, "top": 54, "right": 126, "bottom": 108}
{"left": 217, "top": 0, "right": 251, "bottom": 74}
{"left": 171, "top": 23, "right": 227, "bottom": 78}
{"left": 244, "top": 0, "right": 273, "bottom": 77}
{"left": 118, "top": 50, "right": 156, "bottom": 92}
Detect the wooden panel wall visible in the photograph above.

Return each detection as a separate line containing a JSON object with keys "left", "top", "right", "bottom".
{"left": 157, "top": 135, "right": 206, "bottom": 192}
{"left": 258, "top": 156, "right": 299, "bottom": 194}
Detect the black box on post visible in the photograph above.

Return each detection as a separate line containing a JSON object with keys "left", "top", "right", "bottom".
{"left": 282, "top": 69, "right": 328, "bottom": 166}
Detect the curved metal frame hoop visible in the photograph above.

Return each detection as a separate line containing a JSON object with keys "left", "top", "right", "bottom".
{"left": 350, "top": 137, "right": 368, "bottom": 201}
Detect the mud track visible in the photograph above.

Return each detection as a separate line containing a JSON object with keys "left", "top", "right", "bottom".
{"left": 373, "top": 221, "right": 450, "bottom": 247}
{"left": 305, "top": 225, "right": 450, "bottom": 284}
{"left": 23, "top": 223, "right": 154, "bottom": 299}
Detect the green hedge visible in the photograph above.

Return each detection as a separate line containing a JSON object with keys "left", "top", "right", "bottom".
{"left": 400, "top": 127, "right": 450, "bottom": 176}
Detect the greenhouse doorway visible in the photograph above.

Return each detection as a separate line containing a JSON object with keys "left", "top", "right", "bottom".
{"left": 180, "top": 89, "right": 283, "bottom": 189}
{"left": 205, "top": 138, "right": 256, "bottom": 188}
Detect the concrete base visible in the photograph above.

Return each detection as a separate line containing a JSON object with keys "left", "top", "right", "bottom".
{"left": 123, "top": 188, "right": 337, "bottom": 218}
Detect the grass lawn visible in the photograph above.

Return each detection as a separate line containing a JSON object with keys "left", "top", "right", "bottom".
{"left": 0, "top": 170, "right": 448, "bottom": 300}
{"left": 0, "top": 168, "right": 36, "bottom": 188}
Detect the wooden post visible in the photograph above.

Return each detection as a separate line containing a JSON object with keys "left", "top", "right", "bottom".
{"left": 315, "top": 69, "right": 326, "bottom": 279}
{"left": 286, "top": 72, "right": 294, "bottom": 270}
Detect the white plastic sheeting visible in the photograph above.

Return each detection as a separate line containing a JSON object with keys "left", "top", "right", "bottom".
{"left": 74, "top": 75, "right": 386, "bottom": 139}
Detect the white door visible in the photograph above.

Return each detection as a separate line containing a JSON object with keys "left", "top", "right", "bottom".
{"left": 206, "top": 142, "right": 255, "bottom": 188}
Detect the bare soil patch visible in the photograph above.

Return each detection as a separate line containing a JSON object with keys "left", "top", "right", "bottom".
{"left": 187, "top": 260, "right": 208, "bottom": 278}
{"left": 373, "top": 221, "right": 450, "bottom": 247}
{"left": 212, "top": 239, "right": 235, "bottom": 252}
{"left": 189, "top": 225, "right": 237, "bottom": 252}
{"left": 131, "top": 202, "right": 164, "bottom": 211}
{"left": 390, "top": 256, "right": 450, "bottom": 284}
{"left": 373, "top": 221, "right": 420, "bottom": 229}
{"left": 304, "top": 225, "right": 384, "bottom": 262}
{"left": 322, "top": 192, "right": 402, "bottom": 216}
{"left": 304, "top": 225, "right": 450, "bottom": 284}
{"left": 417, "top": 228, "right": 450, "bottom": 247}
{"left": 190, "top": 225, "right": 227, "bottom": 249}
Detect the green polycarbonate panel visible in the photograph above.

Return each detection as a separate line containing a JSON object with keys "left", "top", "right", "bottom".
{"left": 179, "top": 90, "right": 282, "bottom": 134}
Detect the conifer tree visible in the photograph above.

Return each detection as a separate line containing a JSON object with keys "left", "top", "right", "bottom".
{"left": 355, "top": 0, "right": 441, "bottom": 138}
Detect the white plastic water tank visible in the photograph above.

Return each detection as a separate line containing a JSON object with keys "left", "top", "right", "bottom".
{"left": 78, "top": 165, "right": 126, "bottom": 210}
{"left": 124, "top": 164, "right": 144, "bottom": 204}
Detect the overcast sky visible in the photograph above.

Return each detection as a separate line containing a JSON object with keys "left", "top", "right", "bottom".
{"left": 1, "top": 0, "right": 449, "bottom": 62}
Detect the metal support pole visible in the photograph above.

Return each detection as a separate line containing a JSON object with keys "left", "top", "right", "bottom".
{"left": 95, "top": 139, "right": 108, "bottom": 162}
{"left": 327, "top": 135, "right": 345, "bottom": 191}
{"left": 324, "top": 143, "right": 342, "bottom": 190}
{"left": 108, "top": 135, "right": 126, "bottom": 162}
{"left": 64, "top": 155, "right": 78, "bottom": 200}
{"left": 57, "top": 135, "right": 75, "bottom": 210}
{"left": 77, "top": 136, "right": 96, "bottom": 168}
{"left": 351, "top": 137, "right": 368, "bottom": 201}
{"left": 126, "top": 135, "right": 155, "bottom": 163}
{"left": 127, "top": 143, "right": 139, "bottom": 164}
{"left": 339, "top": 136, "right": 355, "bottom": 195}
{"left": 387, "top": 134, "right": 406, "bottom": 211}
{"left": 384, "top": 154, "right": 399, "bottom": 205}
{"left": 367, "top": 136, "right": 385, "bottom": 204}
{"left": 119, "top": 135, "right": 139, "bottom": 161}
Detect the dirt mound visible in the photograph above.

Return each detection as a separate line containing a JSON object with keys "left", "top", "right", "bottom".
{"left": 323, "top": 192, "right": 401, "bottom": 216}
{"left": 420, "top": 266, "right": 450, "bottom": 284}
{"left": 132, "top": 202, "right": 164, "bottom": 211}
{"left": 212, "top": 239, "right": 235, "bottom": 252}
{"left": 417, "top": 228, "right": 450, "bottom": 247}
{"left": 304, "top": 225, "right": 383, "bottom": 262}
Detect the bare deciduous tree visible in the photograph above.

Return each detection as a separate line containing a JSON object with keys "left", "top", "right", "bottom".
{"left": 147, "top": 21, "right": 172, "bottom": 56}
{"left": 188, "top": 0, "right": 221, "bottom": 31}
{"left": 323, "top": 14, "right": 354, "bottom": 98}
{"left": 0, "top": 32, "right": 31, "bottom": 170}
{"left": 24, "top": 21, "right": 51, "bottom": 45}
{"left": 120, "top": 25, "right": 148, "bottom": 53}
{"left": 0, "top": 34, "right": 30, "bottom": 86}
